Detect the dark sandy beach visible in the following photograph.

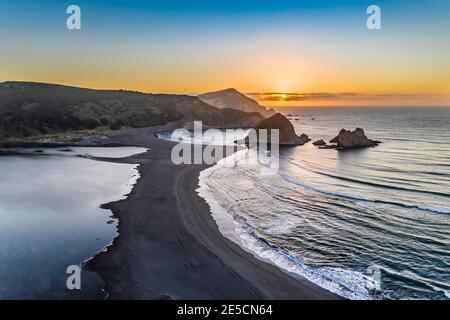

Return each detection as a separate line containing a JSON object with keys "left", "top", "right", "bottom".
{"left": 86, "top": 127, "right": 340, "bottom": 300}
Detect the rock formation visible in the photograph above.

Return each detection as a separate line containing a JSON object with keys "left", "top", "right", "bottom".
{"left": 250, "top": 113, "right": 310, "bottom": 146}
{"left": 313, "top": 139, "right": 326, "bottom": 146}
{"left": 330, "top": 128, "right": 380, "bottom": 149}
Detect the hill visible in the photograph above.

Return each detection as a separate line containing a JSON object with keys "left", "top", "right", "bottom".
{"left": 0, "top": 82, "right": 264, "bottom": 141}
{"left": 199, "top": 88, "right": 275, "bottom": 117}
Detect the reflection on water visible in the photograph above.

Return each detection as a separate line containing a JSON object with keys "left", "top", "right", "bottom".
{"left": 0, "top": 147, "right": 146, "bottom": 299}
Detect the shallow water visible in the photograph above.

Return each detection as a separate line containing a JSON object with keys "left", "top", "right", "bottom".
{"left": 0, "top": 147, "right": 146, "bottom": 299}
{"left": 197, "top": 108, "right": 450, "bottom": 300}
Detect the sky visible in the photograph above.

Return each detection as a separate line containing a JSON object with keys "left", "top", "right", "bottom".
{"left": 0, "top": 0, "right": 449, "bottom": 107}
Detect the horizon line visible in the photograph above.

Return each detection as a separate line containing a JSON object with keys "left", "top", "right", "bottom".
{"left": 2, "top": 80, "right": 449, "bottom": 108}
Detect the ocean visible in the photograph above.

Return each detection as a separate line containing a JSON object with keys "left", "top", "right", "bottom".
{"left": 0, "top": 147, "right": 145, "bottom": 299}
{"left": 197, "top": 107, "right": 450, "bottom": 300}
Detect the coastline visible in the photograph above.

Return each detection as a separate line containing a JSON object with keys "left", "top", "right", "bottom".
{"left": 85, "top": 127, "right": 340, "bottom": 300}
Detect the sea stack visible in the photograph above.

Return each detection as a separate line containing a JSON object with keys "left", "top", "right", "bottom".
{"left": 251, "top": 113, "right": 310, "bottom": 146}
{"left": 313, "top": 139, "right": 327, "bottom": 146}
{"left": 330, "top": 128, "right": 380, "bottom": 149}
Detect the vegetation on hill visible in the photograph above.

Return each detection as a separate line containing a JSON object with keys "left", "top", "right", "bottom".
{"left": 0, "top": 82, "right": 264, "bottom": 139}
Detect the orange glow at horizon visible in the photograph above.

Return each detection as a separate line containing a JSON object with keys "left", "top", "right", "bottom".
{"left": 1, "top": 30, "right": 449, "bottom": 107}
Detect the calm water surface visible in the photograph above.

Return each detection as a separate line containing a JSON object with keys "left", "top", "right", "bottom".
{"left": 0, "top": 147, "right": 146, "bottom": 299}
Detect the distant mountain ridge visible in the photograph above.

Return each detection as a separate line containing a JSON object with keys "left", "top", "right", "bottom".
{"left": 199, "top": 88, "right": 276, "bottom": 118}
{"left": 0, "top": 82, "right": 264, "bottom": 141}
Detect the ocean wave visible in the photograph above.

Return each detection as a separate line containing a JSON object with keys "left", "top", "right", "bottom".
{"left": 196, "top": 182, "right": 377, "bottom": 300}
{"left": 280, "top": 174, "right": 450, "bottom": 215}
{"left": 380, "top": 267, "right": 450, "bottom": 300}
{"left": 197, "top": 157, "right": 377, "bottom": 300}
{"left": 238, "top": 229, "right": 378, "bottom": 300}
{"left": 287, "top": 158, "right": 450, "bottom": 199}
{"left": 196, "top": 144, "right": 450, "bottom": 300}
{"left": 431, "top": 286, "right": 450, "bottom": 299}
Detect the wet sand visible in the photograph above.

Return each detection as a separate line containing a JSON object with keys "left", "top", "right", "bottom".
{"left": 86, "top": 127, "right": 340, "bottom": 300}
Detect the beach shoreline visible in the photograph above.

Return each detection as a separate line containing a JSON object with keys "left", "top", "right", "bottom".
{"left": 85, "top": 127, "right": 341, "bottom": 300}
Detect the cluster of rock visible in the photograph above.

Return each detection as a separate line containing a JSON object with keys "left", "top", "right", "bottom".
{"left": 313, "top": 128, "right": 380, "bottom": 150}
{"left": 247, "top": 114, "right": 381, "bottom": 150}
{"left": 312, "top": 139, "right": 326, "bottom": 146}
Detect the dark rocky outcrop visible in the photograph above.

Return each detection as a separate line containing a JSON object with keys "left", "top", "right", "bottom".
{"left": 199, "top": 88, "right": 276, "bottom": 118}
{"left": 330, "top": 128, "right": 380, "bottom": 149}
{"left": 250, "top": 113, "right": 310, "bottom": 146}
{"left": 313, "top": 139, "right": 326, "bottom": 146}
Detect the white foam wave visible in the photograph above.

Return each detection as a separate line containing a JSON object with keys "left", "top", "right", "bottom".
{"left": 197, "top": 152, "right": 376, "bottom": 300}
{"left": 237, "top": 229, "right": 375, "bottom": 300}
{"left": 196, "top": 147, "right": 450, "bottom": 300}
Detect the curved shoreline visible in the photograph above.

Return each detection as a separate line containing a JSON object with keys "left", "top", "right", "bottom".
{"left": 86, "top": 127, "right": 341, "bottom": 299}
{"left": 81, "top": 161, "right": 143, "bottom": 300}
{"left": 196, "top": 158, "right": 362, "bottom": 300}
